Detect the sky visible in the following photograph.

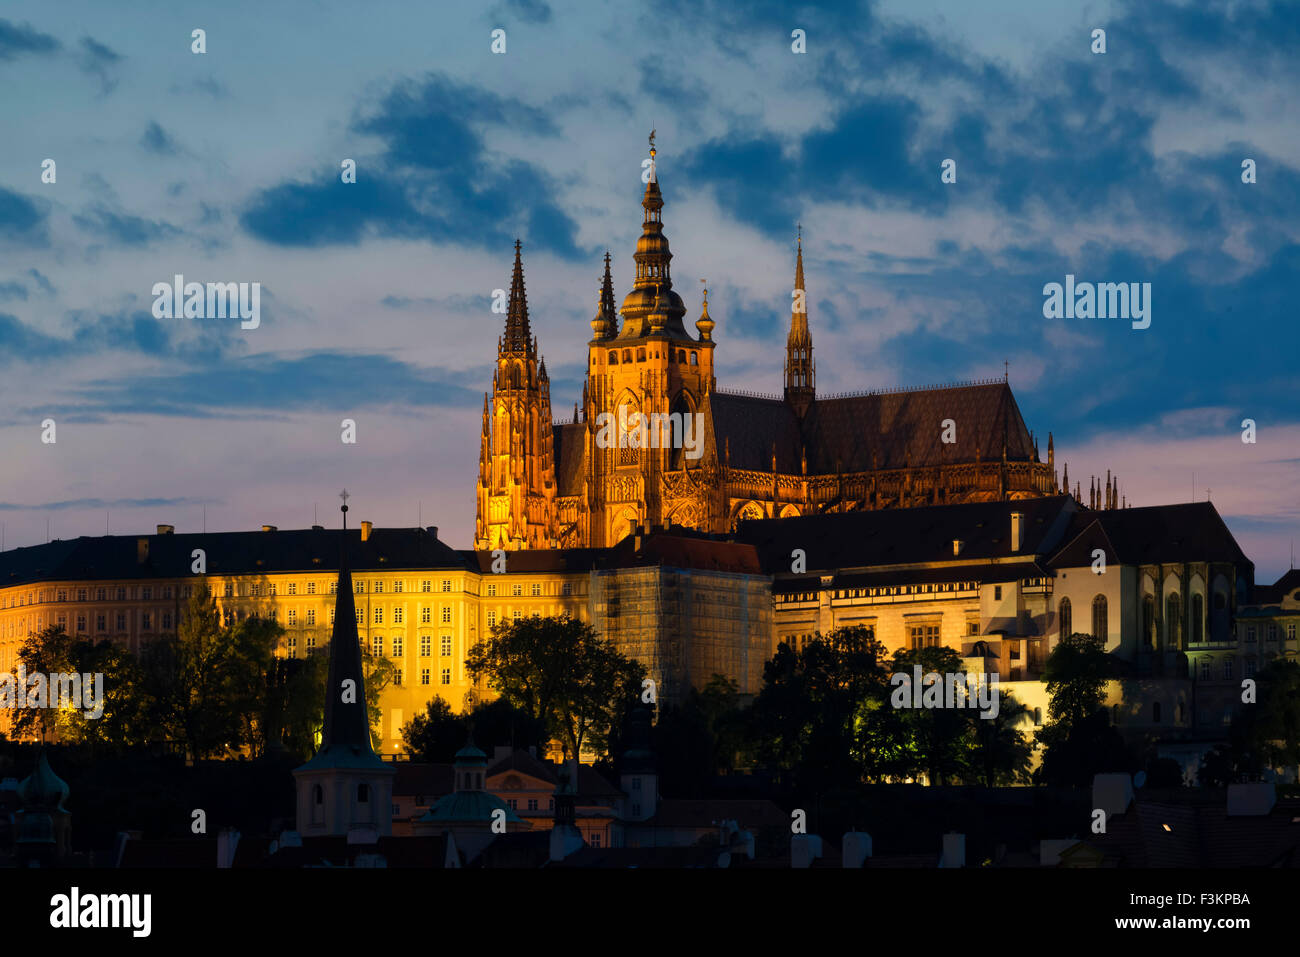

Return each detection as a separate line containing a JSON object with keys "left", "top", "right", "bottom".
{"left": 0, "top": 0, "right": 1296, "bottom": 581}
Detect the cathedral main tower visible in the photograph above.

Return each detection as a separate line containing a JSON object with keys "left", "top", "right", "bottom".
{"left": 580, "top": 138, "right": 722, "bottom": 546}
{"left": 474, "top": 241, "right": 558, "bottom": 550}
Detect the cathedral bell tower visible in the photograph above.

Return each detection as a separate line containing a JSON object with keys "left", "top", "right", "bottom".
{"left": 582, "top": 135, "right": 720, "bottom": 546}
{"left": 474, "top": 240, "right": 558, "bottom": 550}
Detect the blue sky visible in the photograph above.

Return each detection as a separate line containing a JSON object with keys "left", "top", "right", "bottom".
{"left": 0, "top": 0, "right": 1297, "bottom": 580}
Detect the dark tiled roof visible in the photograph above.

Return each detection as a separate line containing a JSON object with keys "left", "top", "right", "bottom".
{"left": 1253, "top": 569, "right": 1300, "bottom": 605}
{"left": 459, "top": 549, "right": 603, "bottom": 573}
{"left": 1047, "top": 503, "right": 1251, "bottom": 570}
{"left": 392, "top": 763, "right": 454, "bottom": 799}
{"left": 601, "top": 532, "right": 763, "bottom": 574}
{"left": 0, "top": 526, "right": 465, "bottom": 586}
{"left": 777, "top": 561, "right": 1049, "bottom": 593}
{"left": 486, "top": 751, "right": 621, "bottom": 798}
{"left": 708, "top": 382, "right": 1035, "bottom": 474}
{"left": 709, "top": 393, "right": 803, "bottom": 472}
{"left": 738, "top": 495, "right": 1077, "bottom": 573}
{"left": 1079, "top": 798, "right": 1300, "bottom": 867}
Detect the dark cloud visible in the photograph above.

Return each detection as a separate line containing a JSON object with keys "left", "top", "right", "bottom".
{"left": 0, "top": 496, "right": 207, "bottom": 512}
{"left": 67, "top": 352, "right": 484, "bottom": 418}
{"left": 492, "top": 0, "right": 552, "bottom": 25}
{"left": 0, "top": 281, "right": 28, "bottom": 301}
{"left": 27, "top": 268, "right": 55, "bottom": 294}
{"left": 78, "top": 36, "right": 123, "bottom": 94}
{"left": 140, "top": 120, "right": 180, "bottom": 155}
{"left": 73, "top": 205, "right": 181, "bottom": 247}
{"left": 0, "top": 18, "right": 59, "bottom": 59}
{"left": 0, "top": 186, "right": 50, "bottom": 244}
{"left": 240, "top": 73, "right": 581, "bottom": 259}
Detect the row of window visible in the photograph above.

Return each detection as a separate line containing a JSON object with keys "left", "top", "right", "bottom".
{"left": 607, "top": 348, "right": 699, "bottom": 366}
{"left": 1243, "top": 623, "right": 1296, "bottom": 642}
{"left": 369, "top": 635, "right": 455, "bottom": 658}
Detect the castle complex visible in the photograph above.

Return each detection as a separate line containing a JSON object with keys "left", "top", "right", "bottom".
{"left": 475, "top": 142, "right": 1079, "bottom": 552}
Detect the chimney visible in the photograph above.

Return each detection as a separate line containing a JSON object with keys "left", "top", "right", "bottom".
{"left": 842, "top": 832, "right": 873, "bottom": 868}
{"left": 1010, "top": 511, "right": 1024, "bottom": 552}
{"left": 940, "top": 832, "right": 965, "bottom": 868}
{"left": 156, "top": 524, "right": 174, "bottom": 535}
{"left": 790, "top": 834, "right": 823, "bottom": 868}
{"left": 425, "top": 526, "right": 439, "bottom": 539}
{"left": 361, "top": 521, "right": 373, "bottom": 542}
{"left": 952, "top": 539, "right": 964, "bottom": 556}
{"left": 136, "top": 538, "right": 149, "bottom": 564}
{"left": 216, "top": 827, "right": 241, "bottom": 868}
{"left": 262, "top": 525, "right": 277, "bottom": 533}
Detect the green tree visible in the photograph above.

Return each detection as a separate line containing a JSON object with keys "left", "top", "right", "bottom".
{"left": 466, "top": 615, "right": 646, "bottom": 759}
{"left": 878, "top": 645, "right": 976, "bottom": 785}
{"left": 1247, "top": 658, "right": 1300, "bottom": 769}
{"left": 1035, "top": 632, "right": 1131, "bottom": 786}
{"left": 966, "top": 688, "right": 1034, "bottom": 787}
{"left": 140, "top": 583, "right": 278, "bottom": 760}
{"left": 8, "top": 625, "right": 77, "bottom": 741}
{"left": 401, "top": 696, "right": 463, "bottom": 762}
{"left": 750, "top": 625, "right": 890, "bottom": 791}
{"left": 1043, "top": 632, "right": 1111, "bottom": 729}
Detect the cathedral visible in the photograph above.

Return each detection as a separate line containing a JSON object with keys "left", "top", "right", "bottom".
{"left": 475, "top": 141, "right": 1100, "bottom": 551}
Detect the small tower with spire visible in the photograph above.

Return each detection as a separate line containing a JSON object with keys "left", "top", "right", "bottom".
{"left": 784, "top": 224, "right": 815, "bottom": 417}
{"left": 292, "top": 491, "right": 397, "bottom": 839}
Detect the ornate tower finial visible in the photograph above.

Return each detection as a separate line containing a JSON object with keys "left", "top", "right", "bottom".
{"left": 695, "top": 279, "right": 714, "bottom": 341}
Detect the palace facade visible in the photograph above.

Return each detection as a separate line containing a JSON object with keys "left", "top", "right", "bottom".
{"left": 475, "top": 143, "right": 1086, "bottom": 552}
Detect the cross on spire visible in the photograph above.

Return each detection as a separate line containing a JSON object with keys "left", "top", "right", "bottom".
{"left": 339, "top": 488, "right": 350, "bottom": 511}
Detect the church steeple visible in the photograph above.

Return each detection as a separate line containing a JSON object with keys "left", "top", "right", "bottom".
{"left": 292, "top": 492, "right": 396, "bottom": 837}
{"left": 311, "top": 492, "right": 383, "bottom": 766}
{"left": 784, "top": 225, "right": 815, "bottom": 417}
{"left": 504, "top": 239, "right": 533, "bottom": 354}
{"left": 591, "top": 251, "right": 616, "bottom": 339}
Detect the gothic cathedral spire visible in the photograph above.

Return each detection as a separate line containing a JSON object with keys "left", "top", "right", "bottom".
{"left": 475, "top": 241, "right": 558, "bottom": 550}
{"left": 784, "top": 225, "right": 815, "bottom": 417}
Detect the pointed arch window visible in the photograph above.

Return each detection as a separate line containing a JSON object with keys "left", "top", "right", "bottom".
{"left": 1091, "top": 594, "right": 1108, "bottom": 641}
{"left": 1192, "top": 594, "right": 1204, "bottom": 643}
{"left": 1058, "top": 597, "right": 1072, "bottom": 638}
{"left": 1143, "top": 595, "right": 1156, "bottom": 649}
{"left": 1166, "top": 594, "right": 1181, "bottom": 649}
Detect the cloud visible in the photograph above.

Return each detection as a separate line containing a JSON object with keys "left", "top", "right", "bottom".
{"left": 78, "top": 35, "right": 123, "bottom": 94}
{"left": 169, "top": 75, "right": 228, "bottom": 98}
{"left": 72, "top": 204, "right": 181, "bottom": 247}
{"left": 26, "top": 268, "right": 55, "bottom": 294}
{"left": 0, "top": 281, "right": 27, "bottom": 301}
{"left": 0, "top": 18, "right": 59, "bottom": 60}
{"left": 140, "top": 120, "right": 181, "bottom": 156}
{"left": 491, "top": 0, "right": 552, "bottom": 24}
{"left": 64, "top": 352, "right": 483, "bottom": 418}
{"left": 0, "top": 186, "right": 50, "bottom": 244}
{"left": 240, "top": 73, "right": 582, "bottom": 258}
{"left": 0, "top": 496, "right": 208, "bottom": 512}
